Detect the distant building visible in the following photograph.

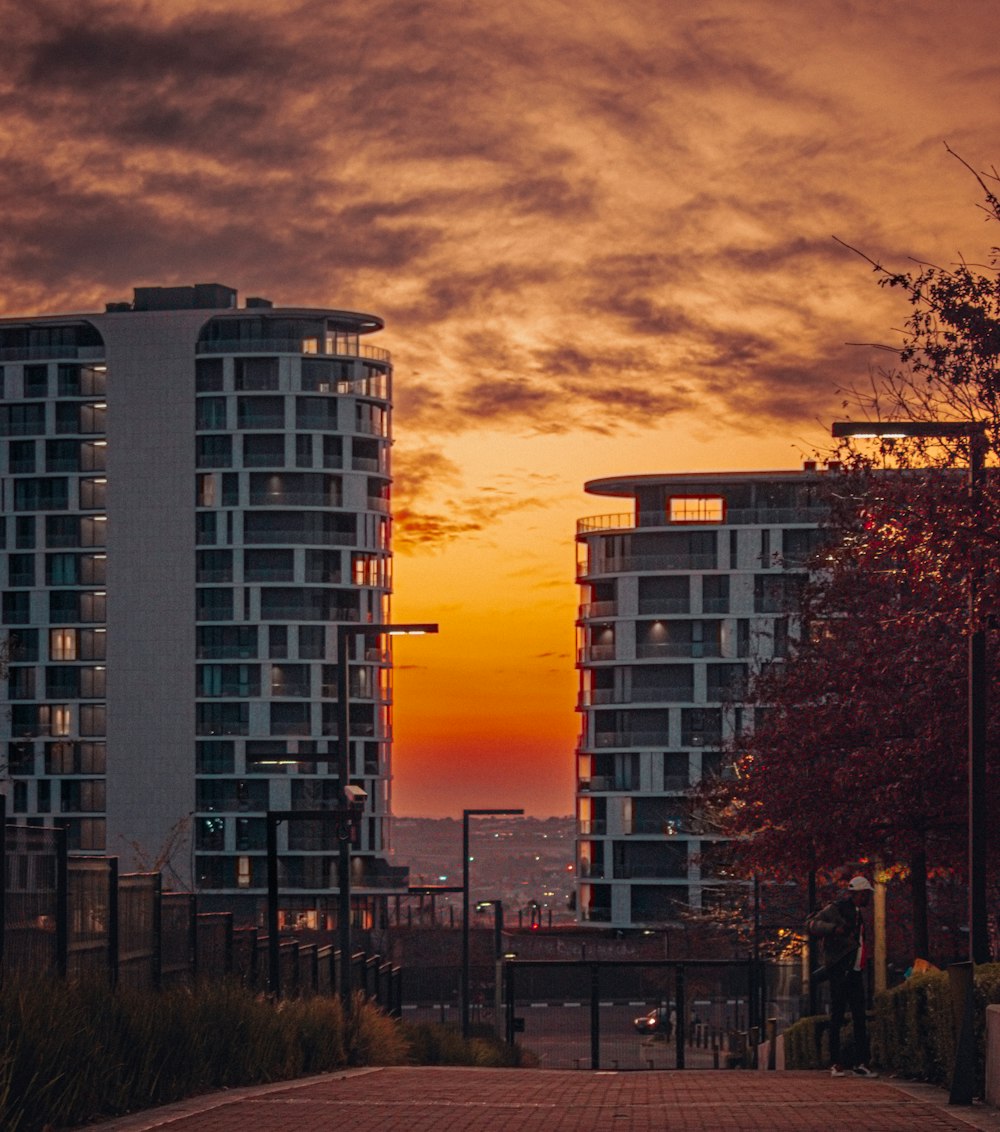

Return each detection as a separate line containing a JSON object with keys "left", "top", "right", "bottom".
{"left": 0, "top": 283, "right": 404, "bottom": 923}
{"left": 574, "top": 469, "right": 828, "bottom": 928}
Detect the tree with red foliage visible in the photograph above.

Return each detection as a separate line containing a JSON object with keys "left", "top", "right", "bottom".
{"left": 711, "top": 153, "right": 1000, "bottom": 961}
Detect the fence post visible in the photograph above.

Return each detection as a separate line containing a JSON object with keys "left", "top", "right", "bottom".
{"left": 675, "top": 965, "right": 686, "bottom": 1069}
{"left": 55, "top": 824, "right": 68, "bottom": 979}
{"left": 108, "top": 857, "right": 119, "bottom": 987}
{"left": 0, "top": 793, "right": 6, "bottom": 979}
{"left": 152, "top": 872, "right": 163, "bottom": 990}
{"left": 590, "top": 962, "right": 600, "bottom": 1070}
{"left": 505, "top": 960, "right": 515, "bottom": 1045}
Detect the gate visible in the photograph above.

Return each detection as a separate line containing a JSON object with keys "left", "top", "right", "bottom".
{"left": 503, "top": 959, "right": 761, "bottom": 1070}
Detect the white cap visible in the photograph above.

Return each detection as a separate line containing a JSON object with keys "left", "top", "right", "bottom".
{"left": 848, "top": 875, "right": 874, "bottom": 892}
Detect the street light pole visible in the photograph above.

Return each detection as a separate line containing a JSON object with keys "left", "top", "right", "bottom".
{"left": 832, "top": 421, "right": 990, "bottom": 964}
{"left": 462, "top": 808, "right": 523, "bottom": 1038}
{"left": 336, "top": 622, "right": 438, "bottom": 1007}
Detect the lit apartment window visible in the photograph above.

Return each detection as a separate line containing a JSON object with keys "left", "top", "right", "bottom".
{"left": 667, "top": 496, "right": 726, "bottom": 523}
{"left": 50, "top": 628, "right": 77, "bottom": 660}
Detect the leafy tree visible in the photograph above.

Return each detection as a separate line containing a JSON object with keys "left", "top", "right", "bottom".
{"left": 711, "top": 153, "right": 1000, "bottom": 961}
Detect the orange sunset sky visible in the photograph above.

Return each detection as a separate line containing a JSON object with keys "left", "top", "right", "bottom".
{"left": 4, "top": 0, "right": 1000, "bottom": 816}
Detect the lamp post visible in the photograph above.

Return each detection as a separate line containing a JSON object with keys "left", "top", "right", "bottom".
{"left": 476, "top": 899, "right": 505, "bottom": 1035}
{"left": 336, "top": 622, "right": 438, "bottom": 1006}
{"left": 832, "top": 420, "right": 989, "bottom": 965}
{"left": 462, "top": 808, "right": 523, "bottom": 1038}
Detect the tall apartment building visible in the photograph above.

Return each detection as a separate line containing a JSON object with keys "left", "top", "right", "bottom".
{"left": 0, "top": 283, "right": 403, "bottom": 923}
{"left": 575, "top": 470, "right": 827, "bottom": 928}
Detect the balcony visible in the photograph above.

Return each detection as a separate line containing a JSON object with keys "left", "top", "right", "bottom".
{"left": 635, "top": 642, "right": 721, "bottom": 659}
{"left": 197, "top": 339, "right": 390, "bottom": 363}
{"left": 578, "top": 506, "right": 826, "bottom": 533}
{"left": 594, "top": 731, "right": 667, "bottom": 748}
{"left": 0, "top": 346, "right": 105, "bottom": 362}
{"left": 578, "top": 645, "right": 615, "bottom": 663}
{"left": 578, "top": 601, "right": 617, "bottom": 620}
{"left": 578, "top": 553, "right": 717, "bottom": 578}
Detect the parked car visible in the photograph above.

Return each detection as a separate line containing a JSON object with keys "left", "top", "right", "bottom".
{"left": 633, "top": 1007, "right": 672, "bottom": 1035}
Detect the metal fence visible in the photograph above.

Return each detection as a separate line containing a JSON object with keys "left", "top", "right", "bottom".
{"left": 502, "top": 959, "right": 761, "bottom": 1070}
{"left": 0, "top": 809, "right": 401, "bottom": 1013}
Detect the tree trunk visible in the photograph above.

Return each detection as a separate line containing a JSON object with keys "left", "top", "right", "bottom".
{"left": 911, "top": 842, "right": 929, "bottom": 960}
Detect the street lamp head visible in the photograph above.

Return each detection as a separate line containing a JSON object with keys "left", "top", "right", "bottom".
{"left": 832, "top": 420, "right": 987, "bottom": 440}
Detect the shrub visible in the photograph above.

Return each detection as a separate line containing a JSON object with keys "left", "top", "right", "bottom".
{"left": 0, "top": 978, "right": 408, "bottom": 1132}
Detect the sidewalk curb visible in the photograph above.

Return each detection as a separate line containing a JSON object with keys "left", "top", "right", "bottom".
{"left": 82, "top": 1067, "right": 384, "bottom": 1131}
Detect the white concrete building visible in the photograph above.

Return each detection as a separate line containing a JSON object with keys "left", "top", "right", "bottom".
{"left": 0, "top": 283, "right": 403, "bottom": 923}
{"left": 575, "top": 470, "right": 827, "bottom": 928}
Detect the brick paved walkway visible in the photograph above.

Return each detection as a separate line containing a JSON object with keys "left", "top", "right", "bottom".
{"left": 83, "top": 1068, "right": 1000, "bottom": 1132}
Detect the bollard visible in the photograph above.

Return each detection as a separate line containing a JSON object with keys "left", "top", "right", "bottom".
{"left": 766, "top": 1018, "right": 777, "bottom": 1071}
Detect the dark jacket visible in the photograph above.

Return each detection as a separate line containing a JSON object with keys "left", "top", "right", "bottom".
{"left": 808, "top": 896, "right": 862, "bottom": 971}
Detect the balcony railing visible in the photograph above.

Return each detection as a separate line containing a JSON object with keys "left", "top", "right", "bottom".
{"left": 594, "top": 731, "right": 668, "bottom": 748}
{"left": 635, "top": 642, "right": 721, "bottom": 659}
{"left": 197, "top": 339, "right": 390, "bottom": 363}
{"left": 579, "top": 553, "right": 718, "bottom": 577}
{"left": 578, "top": 645, "right": 615, "bottom": 662}
{"left": 577, "top": 601, "right": 617, "bottom": 619}
{"left": 578, "top": 506, "right": 826, "bottom": 534}
{"left": 0, "top": 346, "right": 105, "bottom": 362}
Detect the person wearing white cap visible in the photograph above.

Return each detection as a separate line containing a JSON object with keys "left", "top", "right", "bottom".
{"left": 807, "top": 875, "right": 878, "bottom": 1078}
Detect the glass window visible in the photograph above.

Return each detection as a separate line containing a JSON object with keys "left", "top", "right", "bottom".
{"left": 197, "top": 549, "right": 233, "bottom": 582}
{"left": 196, "top": 740, "right": 235, "bottom": 773}
{"left": 1, "top": 404, "right": 46, "bottom": 436}
{"left": 198, "top": 664, "right": 260, "bottom": 697}
{"left": 196, "top": 397, "right": 227, "bottom": 430}
{"left": 242, "top": 434, "right": 284, "bottom": 467}
{"left": 3, "top": 591, "right": 30, "bottom": 624}
{"left": 46, "top": 554, "right": 78, "bottom": 585}
{"left": 8, "top": 629, "right": 39, "bottom": 662}
{"left": 195, "top": 358, "right": 224, "bottom": 392}
{"left": 9, "top": 553, "right": 35, "bottom": 587}
{"left": 8, "top": 666, "right": 36, "bottom": 699}
{"left": 298, "top": 625, "right": 325, "bottom": 659}
{"left": 270, "top": 702, "right": 310, "bottom": 736}
{"left": 322, "top": 436, "right": 342, "bottom": 468}
{"left": 237, "top": 396, "right": 284, "bottom": 429}
{"left": 9, "top": 440, "right": 36, "bottom": 473}
{"left": 16, "top": 516, "right": 35, "bottom": 549}
{"left": 196, "top": 435, "right": 232, "bottom": 468}
{"left": 296, "top": 433, "right": 313, "bottom": 468}
{"left": 50, "top": 628, "right": 77, "bottom": 660}
{"left": 270, "top": 664, "right": 310, "bottom": 697}
{"left": 702, "top": 575, "right": 729, "bottom": 614}
{"left": 45, "top": 515, "right": 79, "bottom": 547}
{"left": 196, "top": 512, "right": 217, "bottom": 545}
{"left": 234, "top": 357, "right": 279, "bottom": 391}
{"left": 197, "top": 588, "right": 234, "bottom": 621}
{"left": 80, "top": 704, "right": 106, "bottom": 736}
{"left": 244, "top": 548, "right": 294, "bottom": 581}
{"left": 23, "top": 365, "right": 48, "bottom": 398}
{"left": 297, "top": 397, "right": 338, "bottom": 431}
{"left": 195, "top": 702, "right": 249, "bottom": 736}
{"left": 196, "top": 625, "right": 257, "bottom": 659}
{"left": 667, "top": 495, "right": 726, "bottom": 523}
{"left": 79, "top": 629, "right": 107, "bottom": 660}
{"left": 268, "top": 625, "right": 288, "bottom": 658}
{"left": 306, "top": 549, "right": 340, "bottom": 583}
{"left": 14, "top": 478, "right": 69, "bottom": 511}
